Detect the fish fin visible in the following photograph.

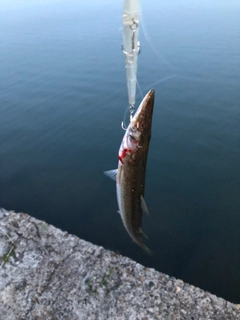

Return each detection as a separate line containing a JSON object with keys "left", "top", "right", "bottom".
{"left": 104, "top": 169, "right": 118, "bottom": 181}
{"left": 140, "top": 243, "right": 152, "bottom": 256}
{"left": 139, "top": 228, "right": 149, "bottom": 240}
{"left": 141, "top": 195, "right": 150, "bottom": 216}
{"left": 117, "top": 210, "right": 120, "bottom": 215}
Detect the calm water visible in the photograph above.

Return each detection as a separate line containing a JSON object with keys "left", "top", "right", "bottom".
{"left": 1, "top": 0, "right": 240, "bottom": 302}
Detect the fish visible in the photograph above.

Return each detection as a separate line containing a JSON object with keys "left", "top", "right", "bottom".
{"left": 105, "top": 89, "right": 155, "bottom": 254}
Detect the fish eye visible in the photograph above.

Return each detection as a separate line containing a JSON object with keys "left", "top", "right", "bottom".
{"left": 129, "top": 127, "right": 140, "bottom": 142}
{"left": 129, "top": 134, "right": 136, "bottom": 141}
{"left": 129, "top": 128, "right": 136, "bottom": 136}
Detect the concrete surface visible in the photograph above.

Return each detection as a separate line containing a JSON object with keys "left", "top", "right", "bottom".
{"left": 0, "top": 208, "right": 240, "bottom": 320}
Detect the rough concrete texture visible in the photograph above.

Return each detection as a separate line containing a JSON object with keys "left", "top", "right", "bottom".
{"left": 0, "top": 209, "right": 240, "bottom": 320}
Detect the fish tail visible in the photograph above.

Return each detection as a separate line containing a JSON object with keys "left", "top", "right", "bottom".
{"left": 140, "top": 243, "right": 152, "bottom": 256}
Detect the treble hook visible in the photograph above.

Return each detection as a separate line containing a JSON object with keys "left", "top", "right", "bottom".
{"left": 121, "top": 104, "right": 135, "bottom": 130}
{"left": 121, "top": 121, "right": 127, "bottom": 130}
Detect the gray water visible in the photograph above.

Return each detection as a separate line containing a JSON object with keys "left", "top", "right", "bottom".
{"left": 0, "top": 0, "right": 240, "bottom": 302}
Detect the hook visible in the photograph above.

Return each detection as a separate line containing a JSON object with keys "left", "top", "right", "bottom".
{"left": 121, "top": 104, "right": 135, "bottom": 131}
{"left": 121, "top": 121, "right": 127, "bottom": 130}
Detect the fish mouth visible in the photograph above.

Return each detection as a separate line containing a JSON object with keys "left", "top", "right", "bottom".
{"left": 131, "top": 89, "right": 155, "bottom": 132}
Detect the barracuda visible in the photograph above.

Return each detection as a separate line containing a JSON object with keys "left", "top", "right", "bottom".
{"left": 105, "top": 89, "right": 155, "bottom": 254}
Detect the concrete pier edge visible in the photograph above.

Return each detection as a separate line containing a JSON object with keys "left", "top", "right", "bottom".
{"left": 0, "top": 208, "right": 240, "bottom": 320}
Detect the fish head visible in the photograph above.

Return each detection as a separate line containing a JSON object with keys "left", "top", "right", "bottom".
{"left": 119, "top": 89, "right": 155, "bottom": 165}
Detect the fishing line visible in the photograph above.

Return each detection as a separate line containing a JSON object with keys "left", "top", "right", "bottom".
{"left": 142, "top": 74, "right": 177, "bottom": 92}
{"left": 140, "top": 9, "right": 211, "bottom": 86}
{"left": 140, "top": 8, "right": 176, "bottom": 73}
{"left": 136, "top": 77, "right": 144, "bottom": 101}
{"left": 121, "top": 55, "right": 177, "bottom": 130}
